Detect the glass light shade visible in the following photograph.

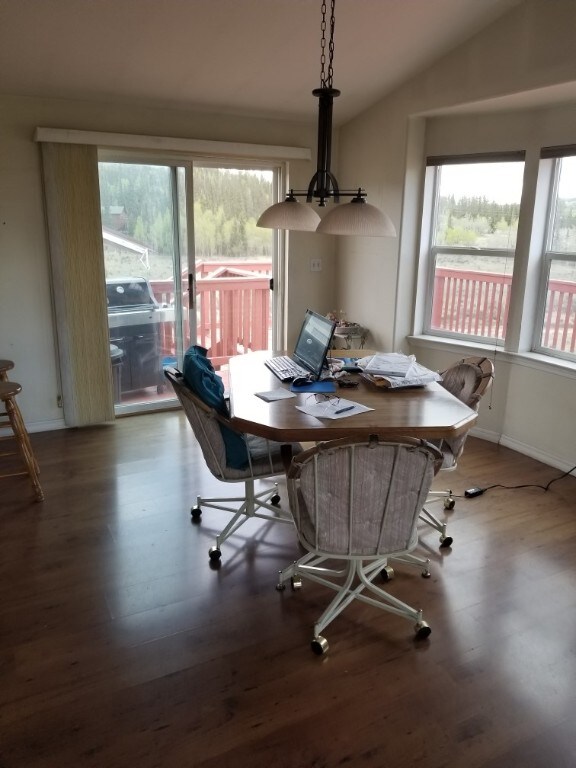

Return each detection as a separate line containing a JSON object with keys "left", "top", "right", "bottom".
{"left": 257, "top": 200, "right": 321, "bottom": 232}
{"left": 316, "top": 200, "right": 396, "bottom": 237}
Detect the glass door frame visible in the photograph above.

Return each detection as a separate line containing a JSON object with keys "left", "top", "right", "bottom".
{"left": 98, "top": 149, "right": 286, "bottom": 413}
{"left": 188, "top": 157, "right": 286, "bottom": 365}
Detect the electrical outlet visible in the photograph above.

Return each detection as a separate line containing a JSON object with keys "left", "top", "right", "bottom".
{"left": 310, "top": 258, "right": 322, "bottom": 272}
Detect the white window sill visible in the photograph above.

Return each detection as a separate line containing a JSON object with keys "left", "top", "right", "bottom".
{"left": 408, "top": 335, "right": 576, "bottom": 379}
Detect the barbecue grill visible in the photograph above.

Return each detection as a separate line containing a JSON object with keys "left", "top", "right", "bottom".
{"left": 106, "top": 277, "right": 166, "bottom": 396}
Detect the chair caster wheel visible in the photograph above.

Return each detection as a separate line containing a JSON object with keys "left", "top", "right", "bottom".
{"left": 421, "top": 568, "right": 431, "bottom": 578}
{"left": 444, "top": 496, "right": 456, "bottom": 510}
{"left": 270, "top": 493, "right": 281, "bottom": 506}
{"left": 276, "top": 582, "right": 286, "bottom": 591}
{"left": 414, "top": 621, "right": 431, "bottom": 640}
{"left": 311, "top": 636, "right": 329, "bottom": 655}
{"left": 208, "top": 546, "right": 222, "bottom": 562}
{"left": 440, "top": 535, "right": 453, "bottom": 548}
{"left": 381, "top": 565, "right": 395, "bottom": 582}
{"left": 191, "top": 505, "right": 202, "bottom": 521}
{"left": 291, "top": 576, "right": 302, "bottom": 590}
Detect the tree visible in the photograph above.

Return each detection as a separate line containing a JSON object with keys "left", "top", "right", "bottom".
{"left": 99, "top": 163, "right": 275, "bottom": 260}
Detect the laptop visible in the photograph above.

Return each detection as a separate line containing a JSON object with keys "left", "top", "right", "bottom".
{"left": 265, "top": 309, "right": 337, "bottom": 382}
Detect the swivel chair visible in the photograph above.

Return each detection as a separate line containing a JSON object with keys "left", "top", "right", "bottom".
{"left": 420, "top": 356, "right": 494, "bottom": 547}
{"left": 276, "top": 435, "right": 443, "bottom": 655}
{"left": 164, "top": 367, "right": 300, "bottom": 562}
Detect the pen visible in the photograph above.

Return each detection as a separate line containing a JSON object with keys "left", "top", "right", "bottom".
{"left": 335, "top": 405, "right": 355, "bottom": 414}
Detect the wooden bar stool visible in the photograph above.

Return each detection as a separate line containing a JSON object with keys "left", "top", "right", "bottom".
{"left": 0, "top": 380, "right": 44, "bottom": 502}
{"left": 0, "top": 359, "right": 16, "bottom": 430}
{"left": 0, "top": 359, "right": 40, "bottom": 476}
{"left": 0, "top": 359, "right": 15, "bottom": 382}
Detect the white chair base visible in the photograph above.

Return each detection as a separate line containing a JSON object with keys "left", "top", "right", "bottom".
{"left": 164, "top": 366, "right": 299, "bottom": 564}
{"left": 419, "top": 461, "right": 457, "bottom": 547}
{"left": 277, "top": 553, "right": 431, "bottom": 655}
{"left": 418, "top": 355, "right": 495, "bottom": 550}
{"left": 419, "top": 493, "right": 455, "bottom": 548}
{"left": 192, "top": 479, "right": 293, "bottom": 562}
{"left": 386, "top": 552, "right": 431, "bottom": 578}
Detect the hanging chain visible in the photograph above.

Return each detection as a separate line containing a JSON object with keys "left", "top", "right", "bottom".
{"left": 319, "top": 0, "right": 336, "bottom": 88}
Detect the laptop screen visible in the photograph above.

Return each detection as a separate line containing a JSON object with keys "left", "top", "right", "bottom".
{"left": 293, "top": 309, "right": 337, "bottom": 380}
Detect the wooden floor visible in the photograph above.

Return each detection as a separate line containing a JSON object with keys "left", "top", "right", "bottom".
{"left": 2, "top": 412, "right": 576, "bottom": 768}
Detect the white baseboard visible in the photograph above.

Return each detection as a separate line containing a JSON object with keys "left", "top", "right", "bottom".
{"left": 470, "top": 426, "right": 575, "bottom": 475}
{"left": 469, "top": 426, "right": 499, "bottom": 444}
{"left": 27, "top": 418, "right": 66, "bottom": 434}
{"left": 8, "top": 420, "right": 574, "bottom": 477}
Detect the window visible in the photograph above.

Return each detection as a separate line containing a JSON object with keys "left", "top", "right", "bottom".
{"left": 424, "top": 155, "right": 525, "bottom": 343}
{"left": 534, "top": 152, "right": 576, "bottom": 360}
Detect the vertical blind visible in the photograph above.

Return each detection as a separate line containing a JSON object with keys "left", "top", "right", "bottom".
{"left": 40, "top": 142, "right": 114, "bottom": 426}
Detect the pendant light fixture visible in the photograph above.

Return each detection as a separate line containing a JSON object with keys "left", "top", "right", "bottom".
{"left": 257, "top": 0, "right": 396, "bottom": 237}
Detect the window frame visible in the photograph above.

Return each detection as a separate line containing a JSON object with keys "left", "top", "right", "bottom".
{"left": 533, "top": 251, "right": 576, "bottom": 361}
{"left": 422, "top": 154, "right": 525, "bottom": 345}
{"left": 532, "top": 153, "right": 576, "bottom": 362}
{"left": 425, "top": 245, "right": 516, "bottom": 345}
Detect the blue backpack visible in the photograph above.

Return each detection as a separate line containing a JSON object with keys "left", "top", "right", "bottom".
{"left": 182, "top": 345, "right": 249, "bottom": 470}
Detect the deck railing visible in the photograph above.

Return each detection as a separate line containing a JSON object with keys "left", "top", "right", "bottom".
{"left": 542, "top": 277, "right": 576, "bottom": 352}
{"left": 432, "top": 268, "right": 512, "bottom": 339}
{"left": 151, "top": 260, "right": 272, "bottom": 368}
{"left": 151, "top": 262, "right": 576, "bottom": 367}
{"left": 432, "top": 267, "right": 575, "bottom": 352}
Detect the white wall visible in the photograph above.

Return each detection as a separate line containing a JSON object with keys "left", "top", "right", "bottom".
{"left": 0, "top": 95, "right": 334, "bottom": 429}
{"left": 336, "top": 0, "right": 576, "bottom": 471}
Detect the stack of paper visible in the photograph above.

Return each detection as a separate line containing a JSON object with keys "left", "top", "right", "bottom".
{"left": 361, "top": 353, "right": 418, "bottom": 377}
{"left": 357, "top": 353, "right": 441, "bottom": 389}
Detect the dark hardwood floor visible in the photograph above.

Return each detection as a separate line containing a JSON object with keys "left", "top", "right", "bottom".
{"left": 1, "top": 411, "right": 576, "bottom": 768}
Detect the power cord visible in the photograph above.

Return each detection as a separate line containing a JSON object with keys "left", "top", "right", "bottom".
{"left": 462, "top": 464, "right": 576, "bottom": 498}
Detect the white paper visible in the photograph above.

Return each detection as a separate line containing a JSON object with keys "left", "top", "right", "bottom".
{"left": 255, "top": 389, "right": 296, "bottom": 402}
{"left": 361, "top": 362, "right": 442, "bottom": 389}
{"left": 295, "top": 398, "right": 373, "bottom": 420}
{"left": 359, "top": 352, "right": 417, "bottom": 377}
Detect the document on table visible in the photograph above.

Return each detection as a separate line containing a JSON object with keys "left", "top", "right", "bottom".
{"left": 357, "top": 352, "right": 442, "bottom": 388}
{"left": 255, "top": 389, "right": 296, "bottom": 402}
{"left": 360, "top": 352, "right": 418, "bottom": 377}
{"left": 295, "top": 398, "right": 373, "bottom": 420}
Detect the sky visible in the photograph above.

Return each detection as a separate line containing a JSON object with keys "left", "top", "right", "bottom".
{"left": 439, "top": 162, "right": 524, "bottom": 204}
{"left": 558, "top": 156, "right": 576, "bottom": 199}
{"left": 440, "top": 158, "right": 576, "bottom": 203}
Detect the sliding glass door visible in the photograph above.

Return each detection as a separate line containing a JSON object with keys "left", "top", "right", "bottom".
{"left": 99, "top": 162, "right": 187, "bottom": 412}
{"left": 190, "top": 163, "right": 277, "bottom": 382}
{"left": 98, "top": 158, "right": 280, "bottom": 413}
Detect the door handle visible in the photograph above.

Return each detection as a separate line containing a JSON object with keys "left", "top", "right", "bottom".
{"left": 188, "top": 272, "right": 195, "bottom": 309}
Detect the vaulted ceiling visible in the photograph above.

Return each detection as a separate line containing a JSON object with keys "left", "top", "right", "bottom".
{"left": 0, "top": 0, "right": 523, "bottom": 124}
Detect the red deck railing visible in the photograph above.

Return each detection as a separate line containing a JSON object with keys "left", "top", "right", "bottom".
{"left": 432, "top": 269, "right": 512, "bottom": 339}
{"left": 151, "top": 262, "right": 576, "bottom": 368}
{"left": 432, "top": 267, "right": 576, "bottom": 352}
{"left": 151, "top": 260, "right": 272, "bottom": 368}
{"left": 542, "top": 277, "right": 576, "bottom": 352}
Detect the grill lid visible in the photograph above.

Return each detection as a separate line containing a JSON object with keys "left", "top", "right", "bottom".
{"left": 106, "top": 278, "right": 158, "bottom": 311}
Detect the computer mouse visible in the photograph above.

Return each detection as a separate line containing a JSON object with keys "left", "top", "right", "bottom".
{"left": 292, "top": 376, "right": 311, "bottom": 387}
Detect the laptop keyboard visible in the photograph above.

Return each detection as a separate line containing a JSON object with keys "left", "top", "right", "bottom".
{"left": 264, "top": 355, "right": 309, "bottom": 382}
